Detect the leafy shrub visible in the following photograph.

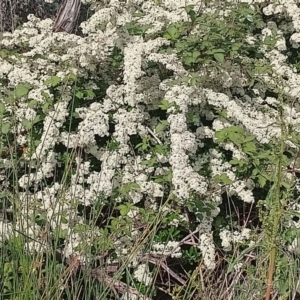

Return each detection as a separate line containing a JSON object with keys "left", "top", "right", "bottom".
{"left": 1, "top": 0, "right": 300, "bottom": 299}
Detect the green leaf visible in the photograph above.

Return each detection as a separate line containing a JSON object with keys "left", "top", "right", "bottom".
{"left": 139, "top": 24, "right": 152, "bottom": 33}
{"left": 15, "top": 85, "right": 29, "bottom": 98}
{"left": 61, "top": 216, "right": 68, "bottom": 224}
{"left": 185, "top": 5, "right": 197, "bottom": 22}
{"left": 166, "top": 25, "right": 178, "bottom": 37}
{"left": 33, "top": 115, "right": 43, "bottom": 124}
{"left": 258, "top": 175, "right": 267, "bottom": 188}
{"left": 22, "top": 119, "right": 33, "bottom": 130}
{"left": 230, "top": 50, "right": 238, "bottom": 58}
{"left": 142, "top": 143, "right": 147, "bottom": 150}
{"left": 256, "top": 151, "right": 271, "bottom": 159}
{"left": 120, "top": 182, "right": 140, "bottom": 196}
{"left": 163, "top": 24, "right": 181, "bottom": 40}
{"left": 192, "top": 51, "right": 201, "bottom": 58}
{"left": 242, "top": 136, "right": 255, "bottom": 143}
{"left": 42, "top": 102, "right": 50, "bottom": 113}
{"left": 155, "top": 144, "right": 168, "bottom": 154}
{"left": 1, "top": 122, "right": 10, "bottom": 134}
{"left": 229, "top": 158, "right": 241, "bottom": 165}
{"left": 213, "top": 52, "right": 224, "bottom": 62}
{"left": 228, "top": 132, "right": 244, "bottom": 144}
{"left": 154, "top": 170, "right": 172, "bottom": 183}
{"left": 231, "top": 43, "right": 242, "bottom": 51}
{"left": 183, "top": 55, "right": 195, "bottom": 66}
{"left": 264, "top": 36, "right": 275, "bottom": 46}
{"left": 119, "top": 204, "right": 131, "bottom": 216}
{"left": 214, "top": 173, "right": 233, "bottom": 185}
{"left": 28, "top": 100, "right": 38, "bottom": 108}
{"left": 85, "top": 89, "right": 96, "bottom": 98}
{"left": 243, "top": 142, "right": 256, "bottom": 153}
{"left": 0, "top": 103, "right": 5, "bottom": 114}
{"left": 159, "top": 99, "right": 171, "bottom": 110}
{"left": 156, "top": 121, "right": 168, "bottom": 133}
{"left": 53, "top": 227, "right": 68, "bottom": 240}
{"left": 65, "top": 73, "right": 77, "bottom": 82}
{"left": 0, "top": 49, "right": 9, "bottom": 58}
{"left": 76, "top": 91, "right": 84, "bottom": 99}
{"left": 44, "top": 75, "right": 61, "bottom": 87}
{"left": 211, "top": 48, "right": 226, "bottom": 54}
{"left": 215, "top": 130, "right": 227, "bottom": 142}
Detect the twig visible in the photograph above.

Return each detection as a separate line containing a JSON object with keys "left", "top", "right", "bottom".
{"left": 140, "top": 255, "right": 187, "bottom": 285}
{"left": 146, "top": 126, "right": 163, "bottom": 145}
{"left": 91, "top": 267, "right": 153, "bottom": 300}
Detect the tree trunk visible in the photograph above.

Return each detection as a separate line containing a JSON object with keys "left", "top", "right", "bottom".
{"left": 52, "top": 0, "right": 81, "bottom": 33}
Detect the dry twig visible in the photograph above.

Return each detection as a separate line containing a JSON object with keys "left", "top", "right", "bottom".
{"left": 91, "top": 267, "right": 153, "bottom": 300}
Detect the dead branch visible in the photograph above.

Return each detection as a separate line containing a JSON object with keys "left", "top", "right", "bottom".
{"left": 53, "top": 0, "right": 81, "bottom": 33}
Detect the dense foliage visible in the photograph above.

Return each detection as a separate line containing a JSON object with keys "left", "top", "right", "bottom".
{"left": 1, "top": 0, "right": 300, "bottom": 299}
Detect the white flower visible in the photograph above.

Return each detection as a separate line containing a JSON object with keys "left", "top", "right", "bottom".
{"left": 133, "top": 263, "right": 153, "bottom": 286}
{"left": 229, "top": 181, "right": 255, "bottom": 203}
{"left": 151, "top": 241, "right": 182, "bottom": 258}
{"left": 220, "top": 229, "right": 232, "bottom": 251}
{"left": 198, "top": 233, "right": 215, "bottom": 270}
{"left": 120, "top": 292, "right": 139, "bottom": 300}
{"left": 220, "top": 228, "right": 252, "bottom": 251}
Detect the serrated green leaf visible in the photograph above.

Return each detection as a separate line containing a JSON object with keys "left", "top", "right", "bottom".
{"left": 215, "top": 130, "right": 227, "bottom": 142}
{"left": 242, "top": 136, "right": 255, "bottom": 143}
{"left": 119, "top": 204, "right": 130, "bottom": 216}
{"left": 76, "top": 91, "right": 84, "bottom": 99}
{"left": 44, "top": 76, "right": 61, "bottom": 87}
{"left": 156, "top": 122, "right": 167, "bottom": 133}
{"left": 85, "top": 89, "right": 96, "bottom": 98}
{"left": 167, "top": 25, "right": 178, "bottom": 37}
{"left": 243, "top": 142, "right": 256, "bottom": 153}
{"left": 228, "top": 132, "right": 244, "bottom": 144}
{"left": 214, "top": 173, "right": 233, "bottom": 185}
{"left": 159, "top": 99, "right": 171, "bottom": 110}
